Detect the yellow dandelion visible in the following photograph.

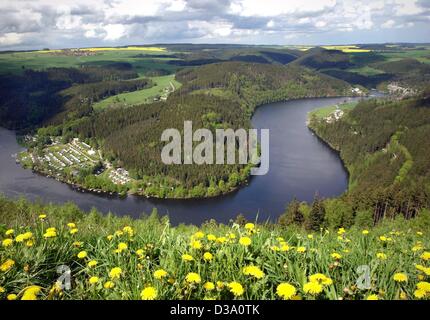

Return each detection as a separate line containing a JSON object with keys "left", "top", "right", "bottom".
{"left": 414, "top": 289, "right": 427, "bottom": 299}
{"left": 366, "top": 294, "right": 379, "bottom": 300}
{"left": 203, "top": 252, "right": 213, "bottom": 262}
{"left": 5, "top": 229, "right": 14, "bottom": 236}
{"left": 190, "top": 240, "right": 202, "bottom": 250}
{"left": 296, "top": 246, "right": 306, "bottom": 253}
{"left": 154, "top": 269, "right": 168, "bottom": 280}
{"left": 416, "top": 281, "right": 430, "bottom": 292}
{"left": 203, "top": 282, "right": 215, "bottom": 291}
{"left": 331, "top": 252, "right": 342, "bottom": 260}
{"left": 243, "top": 265, "right": 265, "bottom": 279}
{"left": 77, "top": 251, "right": 87, "bottom": 259}
{"left": 303, "top": 282, "right": 323, "bottom": 295}
{"left": 104, "top": 281, "right": 115, "bottom": 289}
{"left": 309, "top": 273, "right": 333, "bottom": 286}
{"left": 21, "top": 285, "right": 42, "bottom": 300}
{"left": 141, "top": 286, "right": 157, "bottom": 300}
{"left": 0, "top": 259, "right": 15, "bottom": 272}
{"left": 89, "top": 276, "right": 99, "bottom": 284}
{"left": 67, "top": 223, "right": 76, "bottom": 228}
{"left": 216, "top": 237, "right": 227, "bottom": 244}
{"left": 239, "top": 236, "right": 251, "bottom": 246}
{"left": 207, "top": 234, "right": 216, "bottom": 241}
{"left": 276, "top": 283, "right": 296, "bottom": 300}
{"left": 193, "top": 231, "right": 204, "bottom": 239}
{"left": 7, "top": 294, "right": 17, "bottom": 300}
{"left": 185, "top": 272, "right": 201, "bottom": 284}
{"left": 337, "top": 228, "right": 346, "bottom": 235}
{"left": 393, "top": 273, "right": 408, "bottom": 283}
{"left": 88, "top": 260, "right": 98, "bottom": 268}
{"left": 38, "top": 214, "right": 47, "bottom": 220}
{"left": 69, "top": 228, "right": 78, "bottom": 235}
{"left": 109, "top": 267, "right": 122, "bottom": 279}
{"left": 2, "top": 238, "right": 13, "bottom": 247}
{"left": 362, "top": 230, "right": 369, "bottom": 235}
{"left": 376, "top": 252, "right": 387, "bottom": 260}
{"left": 420, "top": 252, "right": 430, "bottom": 261}
{"left": 182, "top": 254, "right": 194, "bottom": 262}
{"left": 245, "top": 223, "right": 255, "bottom": 231}
{"left": 228, "top": 282, "right": 244, "bottom": 297}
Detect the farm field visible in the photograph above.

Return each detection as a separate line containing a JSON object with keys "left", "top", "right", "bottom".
{"left": 308, "top": 101, "right": 358, "bottom": 120}
{"left": 93, "top": 75, "right": 182, "bottom": 110}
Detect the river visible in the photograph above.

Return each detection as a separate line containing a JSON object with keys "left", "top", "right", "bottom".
{"left": 0, "top": 97, "right": 361, "bottom": 225}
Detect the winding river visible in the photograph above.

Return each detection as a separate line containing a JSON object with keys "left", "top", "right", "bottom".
{"left": 0, "top": 97, "right": 361, "bottom": 225}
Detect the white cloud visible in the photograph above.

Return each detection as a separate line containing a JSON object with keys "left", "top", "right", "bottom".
{"left": 0, "top": 32, "right": 23, "bottom": 46}
{"left": 103, "top": 24, "right": 127, "bottom": 41}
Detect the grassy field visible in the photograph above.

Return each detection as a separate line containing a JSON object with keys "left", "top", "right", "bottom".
{"left": 309, "top": 101, "right": 358, "bottom": 120}
{"left": 0, "top": 49, "right": 180, "bottom": 75}
{"left": 0, "top": 200, "right": 430, "bottom": 300}
{"left": 92, "top": 75, "right": 182, "bottom": 110}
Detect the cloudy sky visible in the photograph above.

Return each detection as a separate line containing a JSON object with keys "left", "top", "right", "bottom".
{"left": 1, "top": 0, "right": 429, "bottom": 50}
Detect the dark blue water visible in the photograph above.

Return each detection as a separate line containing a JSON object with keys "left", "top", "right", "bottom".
{"left": 0, "top": 97, "right": 359, "bottom": 225}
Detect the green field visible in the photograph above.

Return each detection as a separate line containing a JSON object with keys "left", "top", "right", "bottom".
{"left": 309, "top": 101, "right": 358, "bottom": 120}
{"left": 0, "top": 50, "right": 180, "bottom": 76}
{"left": 92, "top": 75, "right": 182, "bottom": 110}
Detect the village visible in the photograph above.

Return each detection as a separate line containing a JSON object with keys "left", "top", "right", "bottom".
{"left": 19, "top": 137, "right": 132, "bottom": 187}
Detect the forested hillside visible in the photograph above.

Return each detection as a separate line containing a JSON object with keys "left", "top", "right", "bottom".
{"left": 307, "top": 93, "right": 430, "bottom": 225}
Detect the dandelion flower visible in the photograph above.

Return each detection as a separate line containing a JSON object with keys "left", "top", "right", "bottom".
{"left": 309, "top": 273, "right": 333, "bottom": 286}
{"left": 296, "top": 246, "right": 306, "bottom": 253}
{"left": 366, "top": 294, "right": 379, "bottom": 300}
{"left": 185, "top": 272, "right": 201, "bottom": 284}
{"left": 2, "top": 238, "right": 13, "bottom": 247}
{"left": 38, "top": 214, "right": 47, "bottom": 220}
{"left": 337, "top": 228, "right": 346, "bottom": 235}
{"left": 362, "top": 230, "right": 369, "bottom": 235}
{"left": 7, "top": 294, "right": 17, "bottom": 300}
{"left": 21, "top": 285, "right": 42, "bottom": 300}
{"left": 239, "top": 237, "right": 251, "bottom": 246}
{"left": 67, "top": 223, "right": 76, "bottom": 228}
{"left": 190, "top": 240, "right": 202, "bottom": 250}
{"left": 89, "top": 276, "right": 99, "bottom": 285}
{"left": 203, "top": 252, "right": 213, "bottom": 262}
{"left": 393, "top": 273, "right": 408, "bottom": 283}
{"left": 182, "top": 254, "right": 194, "bottom": 262}
{"left": 416, "top": 281, "right": 430, "bottom": 292}
{"left": 245, "top": 223, "right": 255, "bottom": 231}
{"left": 0, "top": 259, "right": 15, "bottom": 272}
{"left": 77, "top": 251, "right": 88, "bottom": 259}
{"left": 331, "top": 252, "right": 342, "bottom": 260}
{"left": 376, "top": 252, "right": 387, "bottom": 260}
{"left": 73, "top": 241, "right": 83, "bottom": 247}
{"left": 414, "top": 289, "right": 427, "bottom": 299}
{"left": 228, "top": 282, "right": 244, "bottom": 297}
{"left": 307, "top": 234, "right": 314, "bottom": 239}
{"left": 88, "top": 260, "right": 98, "bottom": 268}
{"left": 420, "top": 252, "right": 430, "bottom": 261}
{"left": 109, "top": 267, "right": 122, "bottom": 279}
{"left": 203, "top": 282, "right": 215, "bottom": 291}
{"left": 69, "top": 228, "right": 78, "bottom": 235}
{"left": 43, "top": 227, "right": 57, "bottom": 238}
{"left": 193, "top": 231, "right": 204, "bottom": 239}
{"left": 276, "top": 283, "right": 296, "bottom": 300}
{"left": 104, "top": 281, "right": 115, "bottom": 289}
{"left": 123, "top": 226, "right": 134, "bottom": 236}
{"left": 303, "top": 282, "right": 323, "bottom": 295}
{"left": 154, "top": 269, "right": 168, "bottom": 280}
{"left": 15, "top": 232, "right": 33, "bottom": 242}
{"left": 141, "top": 287, "right": 157, "bottom": 300}
{"left": 216, "top": 237, "right": 227, "bottom": 244}
{"left": 242, "top": 266, "right": 265, "bottom": 279}
{"left": 5, "top": 229, "right": 14, "bottom": 236}
{"left": 207, "top": 234, "right": 216, "bottom": 241}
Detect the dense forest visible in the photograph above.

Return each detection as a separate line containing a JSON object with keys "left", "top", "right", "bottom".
{"left": 0, "top": 64, "right": 149, "bottom": 130}
{"left": 294, "top": 92, "right": 430, "bottom": 229}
